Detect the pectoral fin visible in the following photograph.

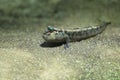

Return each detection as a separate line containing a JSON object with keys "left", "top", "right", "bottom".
{"left": 64, "top": 36, "right": 70, "bottom": 49}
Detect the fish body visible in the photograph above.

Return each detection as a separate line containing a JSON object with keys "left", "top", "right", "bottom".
{"left": 42, "top": 22, "right": 111, "bottom": 43}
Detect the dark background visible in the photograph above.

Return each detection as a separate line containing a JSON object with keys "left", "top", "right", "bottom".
{"left": 0, "top": 0, "right": 120, "bottom": 28}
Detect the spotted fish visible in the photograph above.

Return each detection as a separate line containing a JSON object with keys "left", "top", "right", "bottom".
{"left": 42, "top": 22, "right": 111, "bottom": 44}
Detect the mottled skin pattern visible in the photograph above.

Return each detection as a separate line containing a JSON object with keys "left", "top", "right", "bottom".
{"left": 42, "top": 22, "right": 111, "bottom": 43}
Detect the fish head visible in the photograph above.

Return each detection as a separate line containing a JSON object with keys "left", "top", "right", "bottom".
{"left": 42, "top": 30, "right": 67, "bottom": 42}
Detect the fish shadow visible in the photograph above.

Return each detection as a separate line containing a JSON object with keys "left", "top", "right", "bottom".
{"left": 40, "top": 36, "right": 95, "bottom": 48}
{"left": 40, "top": 40, "right": 83, "bottom": 48}
{"left": 40, "top": 42, "right": 65, "bottom": 48}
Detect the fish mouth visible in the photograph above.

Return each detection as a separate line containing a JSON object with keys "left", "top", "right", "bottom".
{"left": 42, "top": 34, "right": 55, "bottom": 42}
{"left": 42, "top": 35, "right": 47, "bottom": 40}
{"left": 42, "top": 35, "right": 64, "bottom": 42}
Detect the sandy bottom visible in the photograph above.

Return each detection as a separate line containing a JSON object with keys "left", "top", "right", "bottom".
{"left": 0, "top": 25, "right": 120, "bottom": 80}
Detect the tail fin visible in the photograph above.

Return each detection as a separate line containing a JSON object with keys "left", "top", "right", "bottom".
{"left": 97, "top": 17, "right": 111, "bottom": 26}
{"left": 101, "top": 21, "right": 111, "bottom": 27}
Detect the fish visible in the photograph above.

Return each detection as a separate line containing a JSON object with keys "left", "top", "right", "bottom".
{"left": 42, "top": 21, "right": 111, "bottom": 48}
